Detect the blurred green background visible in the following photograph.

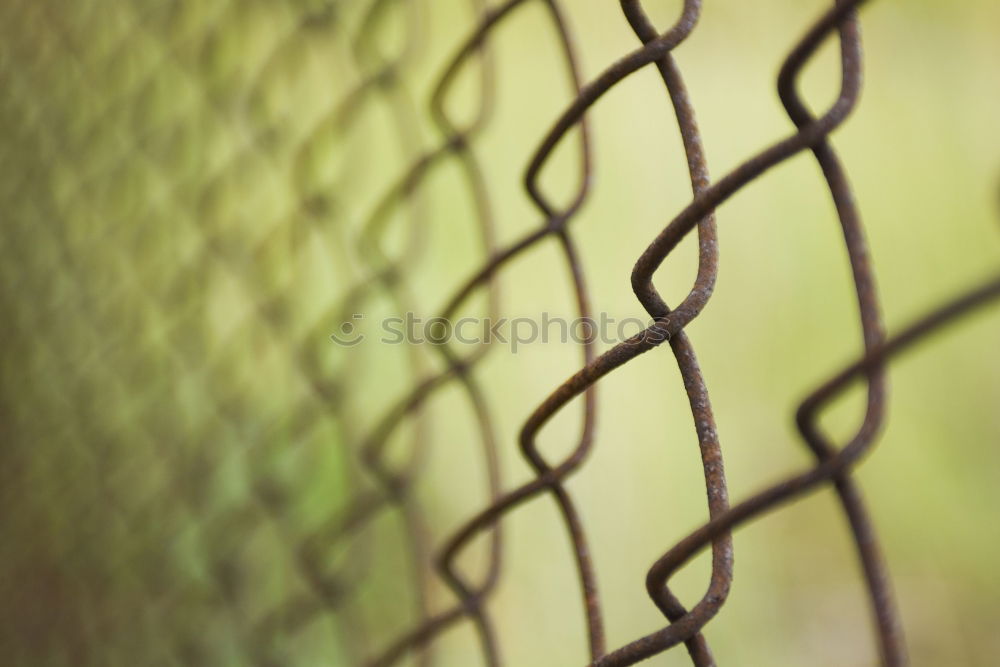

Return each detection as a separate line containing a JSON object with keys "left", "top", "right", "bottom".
{"left": 1, "top": 1, "right": 999, "bottom": 666}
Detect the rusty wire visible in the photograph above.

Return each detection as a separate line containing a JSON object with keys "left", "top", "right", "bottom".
{"left": 1, "top": 0, "right": 998, "bottom": 665}
{"left": 320, "top": 0, "right": 1000, "bottom": 666}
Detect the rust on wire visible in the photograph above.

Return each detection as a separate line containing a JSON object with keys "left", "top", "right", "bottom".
{"left": 2, "top": 0, "right": 997, "bottom": 665}
{"left": 320, "top": 0, "right": 1000, "bottom": 666}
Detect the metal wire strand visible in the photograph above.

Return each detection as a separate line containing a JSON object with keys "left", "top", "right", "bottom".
{"left": 341, "top": 1, "right": 995, "bottom": 666}
{"left": 6, "top": 0, "right": 998, "bottom": 665}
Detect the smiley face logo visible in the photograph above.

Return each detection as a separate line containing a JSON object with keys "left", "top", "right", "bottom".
{"left": 330, "top": 314, "right": 365, "bottom": 347}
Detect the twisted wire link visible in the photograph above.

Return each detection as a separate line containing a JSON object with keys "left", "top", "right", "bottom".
{"left": 194, "top": 1, "right": 440, "bottom": 660}
{"left": 344, "top": 2, "right": 600, "bottom": 665}
{"left": 309, "top": 1, "right": 521, "bottom": 664}
{"left": 252, "top": 2, "right": 446, "bottom": 663}
{"left": 2, "top": 0, "right": 998, "bottom": 665}
{"left": 344, "top": 0, "right": 999, "bottom": 665}
{"left": 286, "top": 3, "right": 515, "bottom": 666}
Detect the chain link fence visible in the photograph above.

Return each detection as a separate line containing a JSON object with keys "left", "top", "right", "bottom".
{"left": 2, "top": 1, "right": 999, "bottom": 666}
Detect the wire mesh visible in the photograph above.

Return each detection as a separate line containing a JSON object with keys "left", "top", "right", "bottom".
{"left": 1, "top": 1, "right": 998, "bottom": 666}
